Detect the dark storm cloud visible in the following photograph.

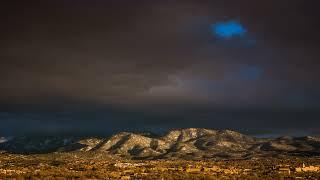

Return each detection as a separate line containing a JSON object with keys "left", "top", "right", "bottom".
{"left": 0, "top": 0, "right": 209, "bottom": 105}
{"left": 0, "top": 0, "right": 320, "bottom": 135}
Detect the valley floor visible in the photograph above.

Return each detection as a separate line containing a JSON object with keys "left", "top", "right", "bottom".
{"left": 0, "top": 152, "right": 320, "bottom": 179}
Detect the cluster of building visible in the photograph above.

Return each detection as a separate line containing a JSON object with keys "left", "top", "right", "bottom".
{"left": 0, "top": 169, "right": 25, "bottom": 176}
{"left": 275, "top": 163, "right": 320, "bottom": 175}
{"left": 1, "top": 152, "right": 320, "bottom": 179}
{"left": 111, "top": 161, "right": 241, "bottom": 175}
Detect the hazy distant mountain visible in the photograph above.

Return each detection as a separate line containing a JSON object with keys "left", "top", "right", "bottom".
{"left": 1, "top": 128, "right": 319, "bottom": 159}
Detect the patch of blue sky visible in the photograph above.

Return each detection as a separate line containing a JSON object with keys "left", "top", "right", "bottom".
{"left": 211, "top": 20, "right": 247, "bottom": 39}
{"left": 219, "top": 65, "right": 264, "bottom": 82}
{"left": 237, "top": 65, "right": 263, "bottom": 81}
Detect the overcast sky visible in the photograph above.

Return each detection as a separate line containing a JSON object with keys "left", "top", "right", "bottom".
{"left": 1, "top": 0, "right": 320, "bottom": 135}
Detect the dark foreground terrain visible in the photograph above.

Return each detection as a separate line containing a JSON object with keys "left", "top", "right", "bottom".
{"left": 1, "top": 128, "right": 320, "bottom": 179}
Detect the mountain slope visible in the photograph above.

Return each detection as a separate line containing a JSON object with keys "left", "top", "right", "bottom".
{"left": 1, "top": 129, "right": 319, "bottom": 159}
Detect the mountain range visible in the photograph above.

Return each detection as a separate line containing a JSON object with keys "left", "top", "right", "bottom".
{"left": 1, "top": 128, "right": 319, "bottom": 160}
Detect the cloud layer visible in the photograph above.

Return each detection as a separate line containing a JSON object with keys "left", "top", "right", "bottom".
{"left": 0, "top": 0, "right": 320, "bottom": 134}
